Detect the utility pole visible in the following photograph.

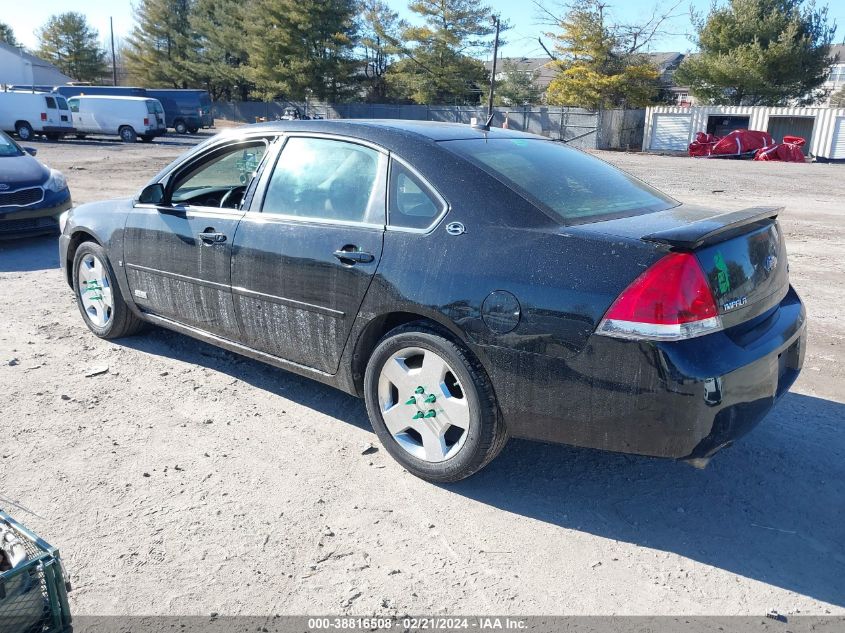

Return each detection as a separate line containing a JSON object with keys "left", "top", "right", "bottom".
{"left": 485, "top": 14, "right": 501, "bottom": 128}
{"left": 110, "top": 17, "right": 117, "bottom": 86}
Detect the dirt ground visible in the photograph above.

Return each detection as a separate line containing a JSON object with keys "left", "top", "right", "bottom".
{"left": 1, "top": 129, "right": 843, "bottom": 617}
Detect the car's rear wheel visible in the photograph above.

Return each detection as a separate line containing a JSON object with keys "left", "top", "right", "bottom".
{"left": 174, "top": 120, "right": 187, "bottom": 134}
{"left": 15, "top": 121, "right": 33, "bottom": 141}
{"left": 72, "top": 242, "right": 145, "bottom": 339}
{"left": 364, "top": 324, "right": 508, "bottom": 482}
{"left": 119, "top": 126, "right": 137, "bottom": 143}
{"left": 187, "top": 125, "right": 199, "bottom": 134}
{"left": 140, "top": 135, "right": 154, "bottom": 143}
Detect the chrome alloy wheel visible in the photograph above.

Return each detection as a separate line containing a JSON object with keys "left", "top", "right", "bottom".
{"left": 377, "top": 346, "right": 470, "bottom": 462}
{"left": 77, "top": 253, "right": 114, "bottom": 327}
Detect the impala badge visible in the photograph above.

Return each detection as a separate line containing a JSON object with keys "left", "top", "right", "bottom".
{"left": 723, "top": 296, "right": 747, "bottom": 311}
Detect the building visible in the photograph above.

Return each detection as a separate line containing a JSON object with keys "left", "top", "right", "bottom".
{"left": 0, "top": 41, "right": 72, "bottom": 87}
{"left": 643, "top": 105, "right": 845, "bottom": 159}
{"left": 823, "top": 44, "right": 845, "bottom": 104}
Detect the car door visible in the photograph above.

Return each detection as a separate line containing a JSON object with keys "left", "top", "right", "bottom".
{"left": 230, "top": 134, "right": 387, "bottom": 373}
{"left": 123, "top": 138, "right": 271, "bottom": 339}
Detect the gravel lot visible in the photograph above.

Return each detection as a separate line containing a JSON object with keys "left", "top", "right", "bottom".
{"left": 1, "top": 128, "right": 843, "bottom": 616}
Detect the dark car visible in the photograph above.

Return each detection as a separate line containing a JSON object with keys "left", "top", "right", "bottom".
{"left": 0, "top": 130, "right": 72, "bottom": 238}
{"left": 58, "top": 121, "right": 806, "bottom": 482}
{"left": 145, "top": 89, "right": 214, "bottom": 134}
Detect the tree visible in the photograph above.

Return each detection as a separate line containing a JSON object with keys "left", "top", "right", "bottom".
{"left": 359, "top": 0, "right": 401, "bottom": 102}
{"left": 245, "top": 0, "right": 358, "bottom": 102}
{"left": 386, "top": 0, "right": 499, "bottom": 105}
{"left": 0, "top": 21, "right": 18, "bottom": 47}
{"left": 542, "top": 0, "right": 662, "bottom": 109}
{"left": 674, "top": 0, "right": 836, "bottom": 105}
{"left": 188, "top": 0, "right": 251, "bottom": 100}
{"left": 494, "top": 60, "right": 543, "bottom": 105}
{"left": 124, "top": 0, "right": 194, "bottom": 87}
{"left": 832, "top": 85, "right": 845, "bottom": 107}
{"left": 35, "top": 13, "right": 108, "bottom": 82}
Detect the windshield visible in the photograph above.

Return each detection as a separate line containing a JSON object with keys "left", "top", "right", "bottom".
{"left": 440, "top": 138, "right": 677, "bottom": 224}
{"left": 146, "top": 100, "right": 164, "bottom": 114}
{"left": 0, "top": 132, "right": 24, "bottom": 157}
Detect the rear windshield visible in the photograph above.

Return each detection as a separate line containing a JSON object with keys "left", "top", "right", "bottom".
{"left": 0, "top": 132, "right": 23, "bottom": 157}
{"left": 440, "top": 138, "right": 677, "bottom": 224}
{"left": 146, "top": 100, "right": 164, "bottom": 114}
{"left": 56, "top": 97, "right": 69, "bottom": 110}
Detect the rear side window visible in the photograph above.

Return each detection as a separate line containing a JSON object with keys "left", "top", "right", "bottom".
{"left": 45, "top": 96, "right": 57, "bottom": 109}
{"left": 388, "top": 161, "right": 444, "bottom": 230}
{"left": 262, "top": 137, "right": 386, "bottom": 224}
{"left": 440, "top": 138, "right": 677, "bottom": 224}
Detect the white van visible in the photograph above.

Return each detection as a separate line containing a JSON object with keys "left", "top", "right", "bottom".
{"left": 0, "top": 91, "right": 75, "bottom": 141}
{"left": 66, "top": 96, "right": 167, "bottom": 142}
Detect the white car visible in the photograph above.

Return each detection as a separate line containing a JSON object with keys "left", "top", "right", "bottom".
{"left": 0, "top": 91, "right": 75, "bottom": 141}
{"left": 66, "top": 95, "right": 167, "bottom": 142}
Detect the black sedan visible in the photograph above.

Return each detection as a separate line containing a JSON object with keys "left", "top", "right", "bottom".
{"left": 59, "top": 121, "right": 806, "bottom": 482}
{"left": 0, "top": 130, "right": 72, "bottom": 238}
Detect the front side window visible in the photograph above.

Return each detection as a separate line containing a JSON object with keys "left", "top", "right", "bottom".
{"left": 388, "top": 162, "right": 444, "bottom": 230}
{"left": 0, "top": 132, "right": 23, "bottom": 157}
{"left": 170, "top": 142, "right": 267, "bottom": 209}
{"left": 262, "top": 137, "right": 386, "bottom": 224}
{"left": 440, "top": 138, "right": 677, "bottom": 224}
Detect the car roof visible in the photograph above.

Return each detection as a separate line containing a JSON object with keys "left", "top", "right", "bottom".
{"left": 70, "top": 95, "right": 155, "bottom": 102}
{"left": 243, "top": 119, "right": 543, "bottom": 143}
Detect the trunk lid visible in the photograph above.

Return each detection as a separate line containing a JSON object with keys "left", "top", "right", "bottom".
{"left": 578, "top": 204, "right": 790, "bottom": 328}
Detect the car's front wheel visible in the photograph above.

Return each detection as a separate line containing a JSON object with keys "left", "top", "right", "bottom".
{"left": 364, "top": 324, "right": 508, "bottom": 482}
{"left": 72, "top": 242, "right": 145, "bottom": 339}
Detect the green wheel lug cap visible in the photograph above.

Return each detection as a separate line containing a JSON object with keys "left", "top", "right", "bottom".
{"left": 424, "top": 394, "right": 436, "bottom": 403}
{"left": 404, "top": 397, "right": 417, "bottom": 405}
{"left": 424, "top": 410, "right": 436, "bottom": 418}
{"left": 414, "top": 386, "right": 425, "bottom": 394}
{"left": 412, "top": 411, "right": 425, "bottom": 420}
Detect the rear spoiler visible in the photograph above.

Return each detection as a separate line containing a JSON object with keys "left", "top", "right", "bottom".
{"left": 642, "top": 206, "right": 782, "bottom": 250}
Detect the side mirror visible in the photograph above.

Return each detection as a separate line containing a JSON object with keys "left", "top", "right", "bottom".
{"left": 24, "top": 147, "right": 37, "bottom": 156}
{"left": 138, "top": 183, "right": 165, "bottom": 205}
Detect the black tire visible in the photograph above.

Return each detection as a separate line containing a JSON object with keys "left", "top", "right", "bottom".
{"left": 174, "top": 120, "right": 187, "bottom": 134}
{"left": 72, "top": 241, "right": 145, "bottom": 339}
{"left": 75, "top": 134, "right": 87, "bottom": 139}
{"left": 140, "top": 135, "right": 154, "bottom": 143}
{"left": 364, "top": 323, "right": 508, "bottom": 483}
{"left": 45, "top": 133, "right": 61, "bottom": 141}
{"left": 119, "top": 126, "right": 137, "bottom": 143}
{"left": 15, "top": 121, "right": 34, "bottom": 141}
{"left": 187, "top": 125, "right": 199, "bottom": 134}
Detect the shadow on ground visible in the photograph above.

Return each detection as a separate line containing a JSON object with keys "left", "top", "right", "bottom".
{"left": 0, "top": 234, "right": 59, "bottom": 273}
{"left": 122, "top": 324, "right": 845, "bottom": 608}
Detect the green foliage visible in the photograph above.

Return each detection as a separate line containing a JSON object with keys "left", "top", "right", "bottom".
{"left": 494, "top": 60, "right": 543, "bottom": 106}
{"left": 544, "top": 0, "right": 660, "bottom": 109}
{"left": 0, "top": 21, "right": 18, "bottom": 47}
{"left": 674, "top": 0, "right": 836, "bottom": 105}
{"left": 188, "top": 0, "right": 251, "bottom": 99}
{"left": 359, "top": 0, "right": 401, "bottom": 102}
{"left": 124, "top": 0, "right": 194, "bottom": 87}
{"left": 36, "top": 12, "right": 108, "bottom": 83}
{"left": 245, "top": 0, "right": 358, "bottom": 102}
{"left": 386, "top": 0, "right": 498, "bottom": 104}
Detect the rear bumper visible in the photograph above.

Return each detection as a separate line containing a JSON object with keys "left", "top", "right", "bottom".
{"left": 485, "top": 286, "right": 807, "bottom": 459}
{"left": 0, "top": 191, "right": 72, "bottom": 239}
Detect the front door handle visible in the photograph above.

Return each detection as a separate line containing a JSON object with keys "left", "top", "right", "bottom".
{"left": 199, "top": 230, "right": 226, "bottom": 244}
{"left": 333, "top": 248, "right": 374, "bottom": 264}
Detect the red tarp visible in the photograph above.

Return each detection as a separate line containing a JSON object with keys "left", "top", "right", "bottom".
{"left": 753, "top": 135, "right": 807, "bottom": 163}
{"left": 688, "top": 129, "right": 774, "bottom": 157}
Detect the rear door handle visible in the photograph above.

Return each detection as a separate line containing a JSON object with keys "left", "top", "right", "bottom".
{"left": 199, "top": 230, "right": 226, "bottom": 244}
{"left": 333, "top": 249, "right": 374, "bottom": 264}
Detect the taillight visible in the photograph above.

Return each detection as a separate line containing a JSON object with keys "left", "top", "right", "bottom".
{"left": 144, "top": 117, "right": 150, "bottom": 126}
{"left": 41, "top": 112, "right": 47, "bottom": 121}
{"left": 597, "top": 252, "right": 722, "bottom": 341}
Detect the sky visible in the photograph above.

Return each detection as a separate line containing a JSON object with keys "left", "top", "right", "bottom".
{"left": 5, "top": 0, "right": 845, "bottom": 59}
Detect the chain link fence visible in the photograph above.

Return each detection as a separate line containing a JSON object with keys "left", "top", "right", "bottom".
{"left": 212, "top": 101, "right": 645, "bottom": 150}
